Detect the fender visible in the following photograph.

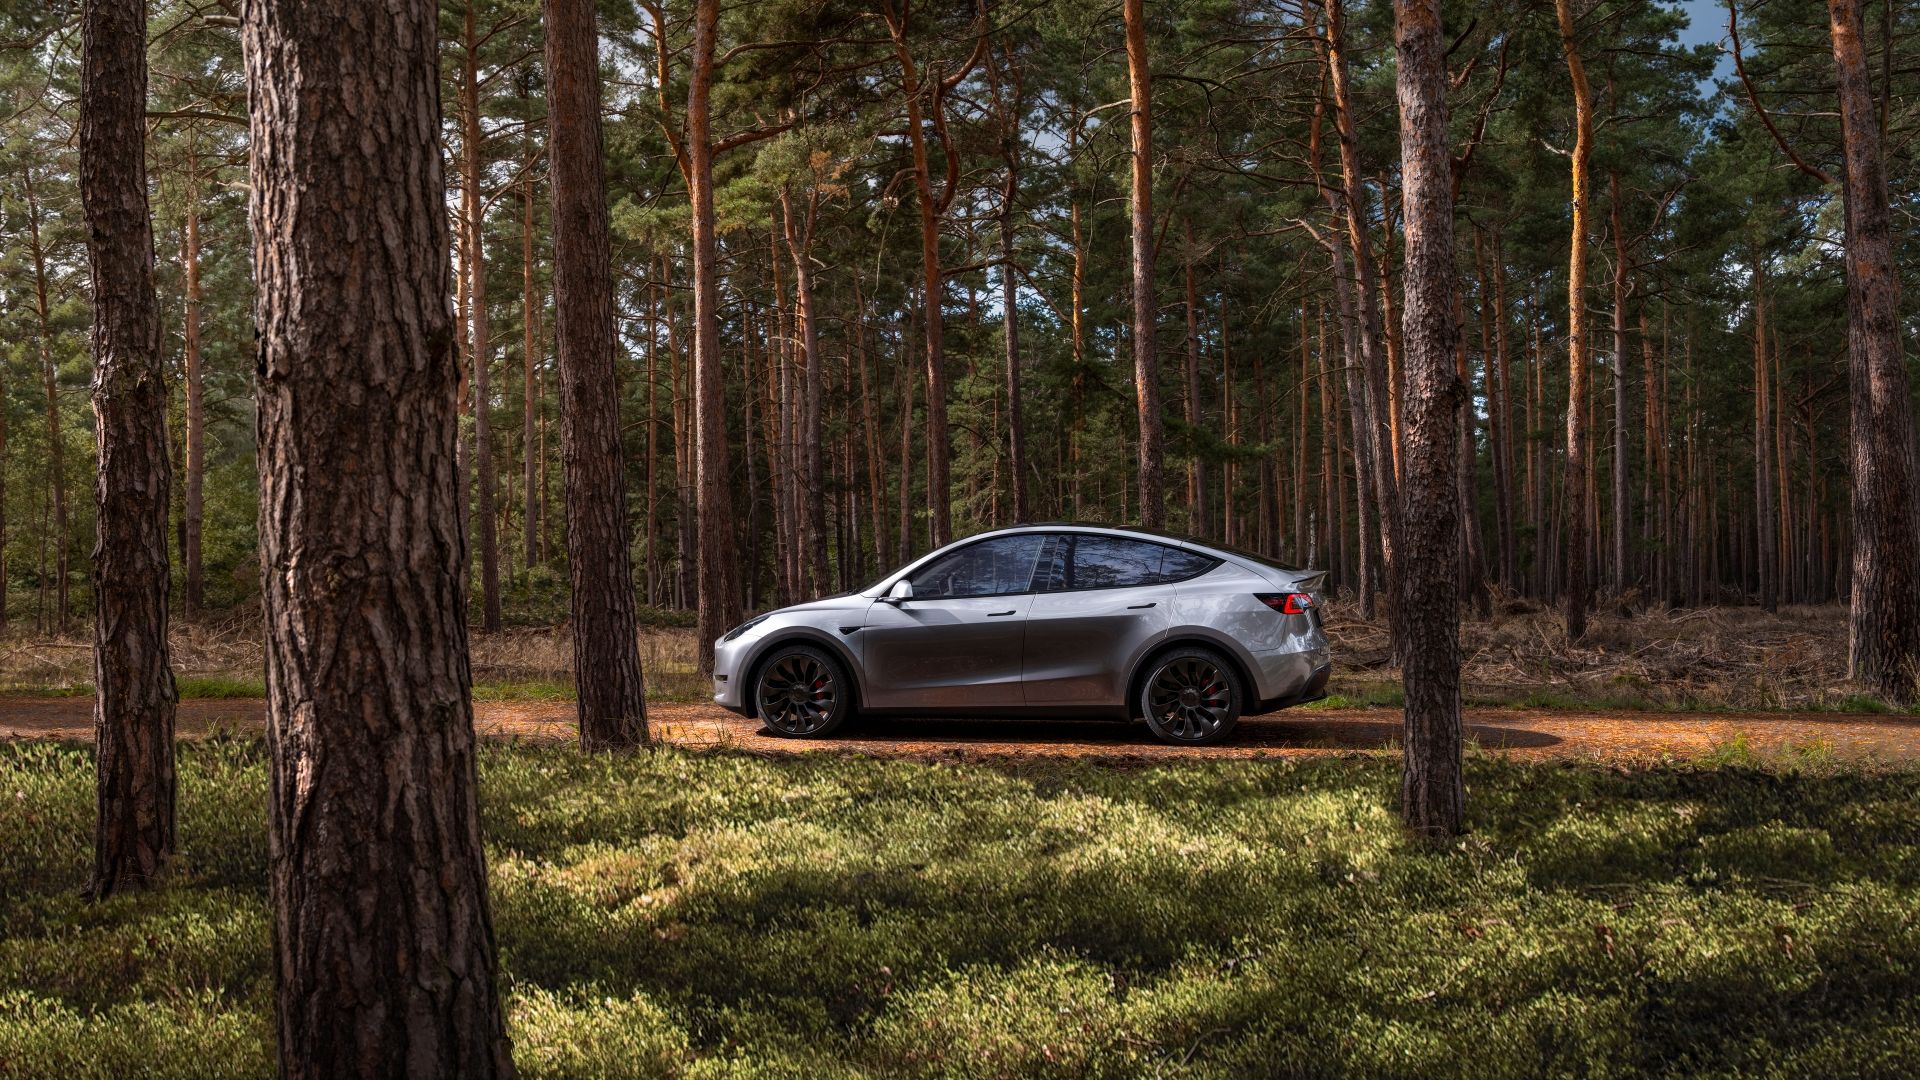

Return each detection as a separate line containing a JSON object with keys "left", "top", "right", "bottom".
{"left": 737, "top": 627, "right": 870, "bottom": 709}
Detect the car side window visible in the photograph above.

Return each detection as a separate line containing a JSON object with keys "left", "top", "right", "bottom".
{"left": 1159, "top": 547, "right": 1219, "bottom": 583}
{"left": 907, "top": 534, "right": 1047, "bottom": 600}
{"left": 1037, "top": 534, "right": 1220, "bottom": 592}
{"left": 1041, "top": 534, "right": 1160, "bottom": 591}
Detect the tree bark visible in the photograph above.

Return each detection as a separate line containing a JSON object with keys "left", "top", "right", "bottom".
{"left": 687, "top": 0, "right": 742, "bottom": 668}
{"left": 879, "top": 2, "right": 983, "bottom": 549}
{"left": 1123, "top": 0, "right": 1165, "bottom": 528}
{"left": 1183, "top": 223, "right": 1207, "bottom": 535}
{"left": 182, "top": 143, "right": 205, "bottom": 616}
{"left": 778, "top": 187, "right": 829, "bottom": 596}
{"left": 1608, "top": 171, "right": 1630, "bottom": 599}
{"left": 239, "top": 0, "right": 514, "bottom": 1071}
{"left": 522, "top": 136, "right": 542, "bottom": 571}
{"left": 1323, "top": 0, "right": 1401, "bottom": 633}
{"left": 82, "top": 0, "right": 179, "bottom": 899}
{"left": 463, "top": 2, "right": 503, "bottom": 633}
{"left": 1752, "top": 261, "right": 1777, "bottom": 611}
{"left": 545, "top": 0, "right": 649, "bottom": 742}
{"left": 1556, "top": 0, "right": 1594, "bottom": 643}
{"left": 1393, "top": 0, "right": 1464, "bottom": 838}
{"left": 1829, "top": 0, "right": 1920, "bottom": 701}
{"left": 24, "top": 172, "right": 69, "bottom": 631}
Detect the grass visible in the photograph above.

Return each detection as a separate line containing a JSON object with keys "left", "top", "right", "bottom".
{"left": 4, "top": 741, "right": 1920, "bottom": 1077}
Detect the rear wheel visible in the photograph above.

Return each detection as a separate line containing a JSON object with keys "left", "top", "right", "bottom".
{"left": 1139, "top": 647, "right": 1242, "bottom": 745}
{"left": 753, "top": 645, "right": 851, "bottom": 738}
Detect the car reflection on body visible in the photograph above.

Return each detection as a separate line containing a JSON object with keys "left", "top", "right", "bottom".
{"left": 711, "top": 524, "right": 1332, "bottom": 746}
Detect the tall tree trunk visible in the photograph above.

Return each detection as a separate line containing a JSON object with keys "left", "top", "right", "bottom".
{"left": 463, "top": 3, "right": 503, "bottom": 632}
{"left": 853, "top": 280, "right": 889, "bottom": 573}
{"left": 1608, "top": 171, "right": 1630, "bottom": 599}
{"left": 686, "top": 0, "right": 742, "bottom": 667}
{"left": 181, "top": 144, "right": 205, "bottom": 617}
{"left": 1184, "top": 223, "right": 1207, "bottom": 535}
{"left": 1124, "top": 0, "right": 1165, "bottom": 527}
{"left": 1323, "top": 0, "right": 1401, "bottom": 629}
{"left": 545, "top": 0, "right": 649, "bottom": 742}
{"left": 1829, "top": 0, "right": 1920, "bottom": 701}
{"left": 879, "top": 3, "right": 982, "bottom": 548}
{"left": 82, "top": 0, "right": 178, "bottom": 898}
{"left": 522, "top": 140, "right": 542, "bottom": 571}
{"left": 987, "top": 43, "right": 1030, "bottom": 525}
{"left": 1752, "top": 261, "right": 1776, "bottom": 610}
{"left": 1394, "top": 0, "right": 1464, "bottom": 838}
{"left": 1556, "top": 0, "right": 1595, "bottom": 643}
{"left": 778, "top": 188, "right": 829, "bottom": 596}
{"left": 240, "top": 0, "right": 514, "bottom": 1071}
{"left": 1309, "top": 95, "right": 1377, "bottom": 615}
{"left": 24, "top": 172, "right": 69, "bottom": 631}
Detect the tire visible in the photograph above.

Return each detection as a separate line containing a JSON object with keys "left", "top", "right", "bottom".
{"left": 751, "top": 644, "right": 852, "bottom": 738}
{"left": 1138, "top": 647, "right": 1242, "bottom": 746}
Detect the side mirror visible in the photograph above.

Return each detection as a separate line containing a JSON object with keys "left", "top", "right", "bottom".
{"left": 882, "top": 579, "right": 914, "bottom": 605}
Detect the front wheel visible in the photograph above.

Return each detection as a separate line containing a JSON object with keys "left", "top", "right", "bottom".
{"left": 1139, "top": 648, "right": 1242, "bottom": 746}
{"left": 753, "top": 645, "right": 852, "bottom": 738}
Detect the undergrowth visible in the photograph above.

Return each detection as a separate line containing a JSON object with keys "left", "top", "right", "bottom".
{"left": 3, "top": 741, "right": 1918, "bottom": 1077}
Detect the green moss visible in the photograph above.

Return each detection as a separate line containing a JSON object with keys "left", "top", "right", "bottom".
{"left": 3, "top": 743, "right": 1919, "bottom": 1077}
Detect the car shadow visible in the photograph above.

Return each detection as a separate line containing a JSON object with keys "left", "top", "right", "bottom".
{"left": 754, "top": 713, "right": 1563, "bottom": 754}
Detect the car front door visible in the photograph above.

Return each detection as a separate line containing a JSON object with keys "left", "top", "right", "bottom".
{"left": 859, "top": 534, "right": 1046, "bottom": 709}
{"left": 1021, "top": 534, "right": 1179, "bottom": 706}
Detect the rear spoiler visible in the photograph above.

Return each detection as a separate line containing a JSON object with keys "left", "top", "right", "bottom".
{"left": 1291, "top": 571, "right": 1327, "bottom": 595}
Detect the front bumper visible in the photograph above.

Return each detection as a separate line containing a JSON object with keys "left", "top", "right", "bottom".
{"left": 712, "top": 634, "right": 751, "bottom": 714}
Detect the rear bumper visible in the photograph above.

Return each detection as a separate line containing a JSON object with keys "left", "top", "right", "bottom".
{"left": 1246, "top": 643, "right": 1332, "bottom": 715}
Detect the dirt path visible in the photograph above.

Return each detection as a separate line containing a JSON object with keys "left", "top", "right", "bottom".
{"left": 3, "top": 696, "right": 1916, "bottom": 763}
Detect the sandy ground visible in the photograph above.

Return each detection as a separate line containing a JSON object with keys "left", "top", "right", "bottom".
{"left": 3, "top": 696, "right": 1917, "bottom": 763}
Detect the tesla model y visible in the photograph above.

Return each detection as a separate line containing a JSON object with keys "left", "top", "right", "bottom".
{"left": 711, "top": 525, "right": 1331, "bottom": 745}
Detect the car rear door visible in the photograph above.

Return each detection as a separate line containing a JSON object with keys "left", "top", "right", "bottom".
{"left": 859, "top": 534, "right": 1044, "bottom": 709}
{"left": 1021, "top": 533, "right": 1176, "bottom": 706}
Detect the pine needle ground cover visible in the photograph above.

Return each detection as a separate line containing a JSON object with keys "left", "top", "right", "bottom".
{"left": 3, "top": 742, "right": 1917, "bottom": 1078}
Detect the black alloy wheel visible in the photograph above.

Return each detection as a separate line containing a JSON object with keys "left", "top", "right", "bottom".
{"left": 754, "top": 645, "right": 850, "bottom": 737}
{"left": 1141, "top": 647, "right": 1242, "bottom": 745}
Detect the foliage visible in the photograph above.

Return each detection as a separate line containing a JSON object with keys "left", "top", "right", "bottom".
{"left": 4, "top": 741, "right": 1920, "bottom": 1076}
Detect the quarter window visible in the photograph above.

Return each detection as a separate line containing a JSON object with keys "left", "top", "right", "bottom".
{"left": 907, "top": 534, "right": 1047, "bottom": 599}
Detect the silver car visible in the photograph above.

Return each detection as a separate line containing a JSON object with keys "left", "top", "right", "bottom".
{"left": 711, "top": 525, "right": 1332, "bottom": 745}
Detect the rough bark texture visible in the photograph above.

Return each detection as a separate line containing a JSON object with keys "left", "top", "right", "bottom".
{"left": 1609, "top": 172, "right": 1630, "bottom": 597}
{"left": 521, "top": 143, "right": 541, "bottom": 570}
{"left": 1183, "top": 223, "right": 1207, "bottom": 535}
{"left": 1322, "top": 0, "right": 1401, "bottom": 633}
{"left": 182, "top": 152, "right": 205, "bottom": 616}
{"left": 25, "top": 174, "right": 69, "bottom": 630}
{"left": 778, "top": 187, "right": 830, "bottom": 595}
{"left": 1393, "top": 0, "right": 1464, "bottom": 838}
{"left": 1123, "top": 0, "right": 1164, "bottom": 528}
{"left": 1829, "top": 0, "right": 1920, "bottom": 702}
{"left": 545, "top": 0, "right": 649, "bottom": 740}
{"left": 687, "top": 0, "right": 742, "bottom": 670}
{"left": 1556, "top": 0, "right": 1594, "bottom": 643}
{"left": 82, "top": 0, "right": 179, "bottom": 899}
{"left": 463, "top": 3, "right": 503, "bottom": 633}
{"left": 240, "top": 1, "right": 515, "bottom": 1072}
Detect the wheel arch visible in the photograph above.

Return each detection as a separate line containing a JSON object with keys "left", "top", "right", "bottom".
{"left": 1124, "top": 633, "right": 1259, "bottom": 720}
{"left": 742, "top": 629, "right": 865, "bottom": 711}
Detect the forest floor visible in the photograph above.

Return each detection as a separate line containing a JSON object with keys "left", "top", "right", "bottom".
{"left": 3, "top": 696, "right": 1918, "bottom": 765}
{"left": 5, "top": 740, "right": 1919, "bottom": 1077}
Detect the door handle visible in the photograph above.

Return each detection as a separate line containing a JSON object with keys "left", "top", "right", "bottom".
{"left": 986, "top": 609, "right": 1018, "bottom": 617}
{"left": 1128, "top": 602, "right": 1157, "bottom": 609}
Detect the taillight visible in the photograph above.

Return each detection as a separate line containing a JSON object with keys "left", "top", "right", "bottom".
{"left": 1257, "top": 592, "right": 1316, "bottom": 615}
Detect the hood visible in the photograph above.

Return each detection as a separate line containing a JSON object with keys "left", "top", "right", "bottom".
{"left": 768, "top": 593, "right": 873, "bottom": 617}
